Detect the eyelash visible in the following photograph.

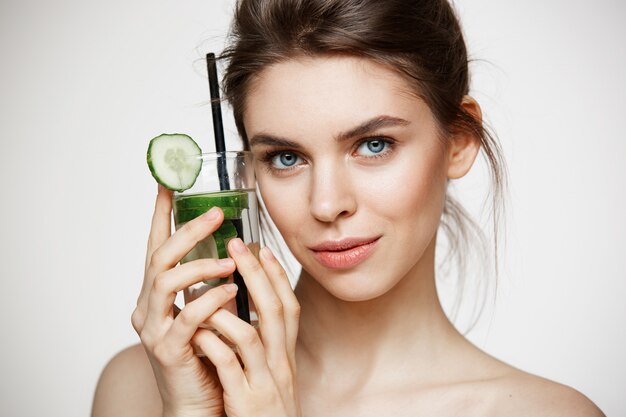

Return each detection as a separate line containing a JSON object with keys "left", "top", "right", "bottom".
{"left": 353, "top": 137, "right": 395, "bottom": 159}
{"left": 259, "top": 149, "right": 303, "bottom": 174}
{"left": 259, "top": 137, "right": 396, "bottom": 174}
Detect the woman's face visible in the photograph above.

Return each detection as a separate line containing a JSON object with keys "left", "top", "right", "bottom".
{"left": 244, "top": 56, "right": 452, "bottom": 302}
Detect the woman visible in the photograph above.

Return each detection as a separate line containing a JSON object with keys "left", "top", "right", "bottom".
{"left": 92, "top": 0, "right": 604, "bottom": 416}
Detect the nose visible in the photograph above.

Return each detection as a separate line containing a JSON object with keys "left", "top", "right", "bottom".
{"left": 309, "top": 161, "right": 357, "bottom": 223}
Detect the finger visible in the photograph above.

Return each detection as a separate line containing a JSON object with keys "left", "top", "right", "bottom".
{"left": 259, "top": 246, "right": 300, "bottom": 369}
{"left": 206, "top": 308, "right": 273, "bottom": 386}
{"left": 228, "top": 239, "right": 288, "bottom": 364}
{"left": 193, "top": 327, "right": 248, "bottom": 390}
{"left": 147, "top": 257, "right": 236, "bottom": 320}
{"left": 147, "top": 206, "right": 224, "bottom": 274}
{"left": 164, "top": 283, "right": 239, "bottom": 350}
{"left": 134, "top": 185, "right": 173, "bottom": 332}
{"left": 145, "top": 185, "right": 173, "bottom": 271}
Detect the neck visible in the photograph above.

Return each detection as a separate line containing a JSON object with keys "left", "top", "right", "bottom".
{"left": 294, "top": 238, "right": 462, "bottom": 394}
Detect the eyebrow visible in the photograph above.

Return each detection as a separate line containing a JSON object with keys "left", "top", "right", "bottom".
{"left": 336, "top": 115, "right": 410, "bottom": 142}
{"left": 249, "top": 115, "right": 410, "bottom": 148}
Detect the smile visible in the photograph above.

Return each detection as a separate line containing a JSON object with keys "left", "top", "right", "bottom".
{"left": 309, "top": 237, "right": 381, "bottom": 269}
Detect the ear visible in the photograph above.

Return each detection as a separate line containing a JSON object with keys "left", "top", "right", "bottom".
{"left": 446, "top": 96, "right": 482, "bottom": 180}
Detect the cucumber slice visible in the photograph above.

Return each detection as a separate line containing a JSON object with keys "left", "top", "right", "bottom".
{"left": 182, "top": 235, "right": 217, "bottom": 263}
{"left": 213, "top": 220, "right": 239, "bottom": 258}
{"left": 147, "top": 133, "right": 202, "bottom": 192}
{"left": 214, "top": 221, "right": 238, "bottom": 240}
{"left": 173, "top": 191, "right": 249, "bottom": 223}
{"left": 181, "top": 235, "right": 229, "bottom": 286}
{"left": 214, "top": 239, "right": 228, "bottom": 259}
{"left": 174, "top": 207, "right": 243, "bottom": 223}
{"left": 174, "top": 191, "right": 249, "bottom": 210}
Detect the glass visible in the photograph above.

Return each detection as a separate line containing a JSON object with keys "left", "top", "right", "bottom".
{"left": 172, "top": 151, "right": 259, "bottom": 353}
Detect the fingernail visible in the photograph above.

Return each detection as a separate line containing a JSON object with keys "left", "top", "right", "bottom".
{"left": 231, "top": 238, "right": 248, "bottom": 254}
{"left": 217, "top": 258, "right": 234, "bottom": 268}
{"left": 203, "top": 207, "right": 220, "bottom": 220}
{"left": 261, "top": 246, "right": 275, "bottom": 261}
{"left": 223, "top": 283, "right": 238, "bottom": 293}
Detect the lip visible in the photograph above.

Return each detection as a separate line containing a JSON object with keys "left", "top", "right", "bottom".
{"left": 309, "top": 236, "right": 381, "bottom": 269}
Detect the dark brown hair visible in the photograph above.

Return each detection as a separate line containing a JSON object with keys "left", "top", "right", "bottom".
{"left": 220, "top": 0, "right": 506, "bottom": 328}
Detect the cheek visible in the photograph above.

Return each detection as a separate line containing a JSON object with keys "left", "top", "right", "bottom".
{"left": 359, "top": 150, "right": 448, "bottom": 234}
{"left": 257, "top": 175, "right": 307, "bottom": 242}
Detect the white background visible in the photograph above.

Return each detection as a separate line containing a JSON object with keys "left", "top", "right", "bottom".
{"left": 0, "top": 1, "right": 624, "bottom": 416}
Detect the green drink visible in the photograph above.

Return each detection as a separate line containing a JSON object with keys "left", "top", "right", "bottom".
{"left": 174, "top": 189, "right": 259, "bottom": 259}
{"left": 172, "top": 152, "right": 260, "bottom": 347}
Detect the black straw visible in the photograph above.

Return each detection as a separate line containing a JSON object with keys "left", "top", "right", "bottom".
{"left": 207, "top": 53, "right": 226, "bottom": 153}
{"left": 207, "top": 53, "right": 231, "bottom": 191}
{"left": 206, "top": 52, "right": 250, "bottom": 324}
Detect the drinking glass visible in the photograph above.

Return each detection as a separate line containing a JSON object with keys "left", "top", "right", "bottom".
{"left": 172, "top": 151, "right": 259, "bottom": 352}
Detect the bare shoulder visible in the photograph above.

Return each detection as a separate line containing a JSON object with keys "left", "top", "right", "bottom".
{"left": 91, "top": 344, "right": 162, "bottom": 417}
{"left": 488, "top": 368, "right": 605, "bottom": 417}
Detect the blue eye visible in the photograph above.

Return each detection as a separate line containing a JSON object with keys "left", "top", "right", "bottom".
{"left": 270, "top": 152, "right": 301, "bottom": 169}
{"left": 356, "top": 139, "right": 389, "bottom": 156}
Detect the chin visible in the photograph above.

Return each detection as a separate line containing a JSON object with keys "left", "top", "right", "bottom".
{"left": 312, "top": 268, "right": 399, "bottom": 303}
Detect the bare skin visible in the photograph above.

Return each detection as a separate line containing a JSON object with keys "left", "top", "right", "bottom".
{"left": 92, "top": 56, "right": 604, "bottom": 416}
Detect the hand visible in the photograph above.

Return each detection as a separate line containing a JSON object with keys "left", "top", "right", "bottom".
{"left": 131, "top": 185, "right": 238, "bottom": 417}
{"left": 193, "top": 238, "right": 302, "bottom": 417}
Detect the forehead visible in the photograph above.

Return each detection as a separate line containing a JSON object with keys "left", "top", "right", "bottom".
{"left": 242, "top": 56, "right": 431, "bottom": 138}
